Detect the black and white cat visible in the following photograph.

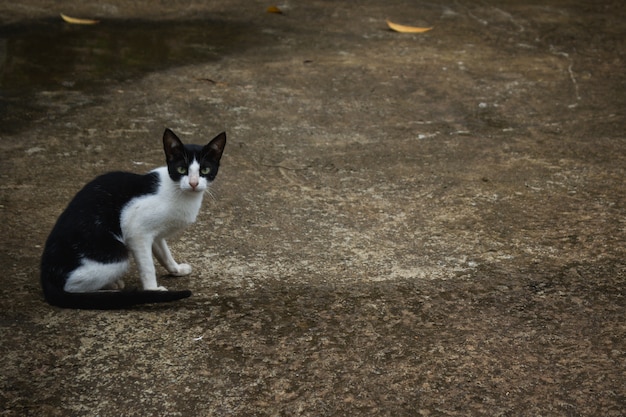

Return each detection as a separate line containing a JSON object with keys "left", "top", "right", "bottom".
{"left": 40, "top": 128, "right": 226, "bottom": 309}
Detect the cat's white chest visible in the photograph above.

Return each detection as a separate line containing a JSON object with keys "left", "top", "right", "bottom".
{"left": 120, "top": 168, "right": 204, "bottom": 241}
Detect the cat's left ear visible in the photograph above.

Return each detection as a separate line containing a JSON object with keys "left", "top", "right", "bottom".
{"left": 203, "top": 132, "right": 227, "bottom": 161}
{"left": 163, "top": 128, "right": 185, "bottom": 162}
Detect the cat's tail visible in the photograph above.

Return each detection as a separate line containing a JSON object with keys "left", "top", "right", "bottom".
{"left": 42, "top": 281, "right": 192, "bottom": 310}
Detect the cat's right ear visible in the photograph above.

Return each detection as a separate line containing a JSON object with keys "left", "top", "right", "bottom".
{"left": 163, "top": 129, "right": 184, "bottom": 161}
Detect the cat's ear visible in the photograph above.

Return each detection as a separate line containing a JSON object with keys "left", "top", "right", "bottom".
{"left": 203, "top": 132, "right": 226, "bottom": 161}
{"left": 163, "top": 128, "right": 185, "bottom": 161}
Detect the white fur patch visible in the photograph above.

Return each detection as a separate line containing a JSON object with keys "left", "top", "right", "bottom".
{"left": 181, "top": 159, "right": 207, "bottom": 192}
{"left": 122, "top": 168, "right": 205, "bottom": 238}
{"left": 65, "top": 258, "right": 130, "bottom": 292}
{"left": 112, "top": 168, "right": 207, "bottom": 291}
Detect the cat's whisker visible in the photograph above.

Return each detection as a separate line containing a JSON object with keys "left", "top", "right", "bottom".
{"left": 204, "top": 187, "right": 218, "bottom": 201}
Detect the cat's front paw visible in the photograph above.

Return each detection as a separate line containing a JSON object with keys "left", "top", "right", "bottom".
{"left": 170, "top": 263, "right": 192, "bottom": 276}
{"left": 155, "top": 286, "right": 168, "bottom": 291}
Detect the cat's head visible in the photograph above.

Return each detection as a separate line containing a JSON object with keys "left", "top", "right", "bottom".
{"left": 162, "top": 128, "right": 226, "bottom": 193}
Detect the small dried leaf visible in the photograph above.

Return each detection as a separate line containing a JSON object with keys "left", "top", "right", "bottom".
{"left": 267, "top": 6, "right": 283, "bottom": 14}
{"left": 386, "top": 19, "right": 432, "bottom": 33}
{"left": 60, "top": 13, "right": 99, "bottom": 25}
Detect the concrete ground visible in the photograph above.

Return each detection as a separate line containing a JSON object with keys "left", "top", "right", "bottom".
{"left": 1, "top": 0, "right": 625, "bottom": 415}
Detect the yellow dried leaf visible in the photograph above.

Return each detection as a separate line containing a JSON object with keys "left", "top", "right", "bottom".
{"left": 267, "top": 6, "right": 283, "bottom": 14}
{"left": 60, "top": 13, "right": 99, "bottom": 25}
{"left": 386, "top": 19, "right": 432, "bottom": 33}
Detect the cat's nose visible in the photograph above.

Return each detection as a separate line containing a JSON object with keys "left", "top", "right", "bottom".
{"left": 189, "top": 177, "right": 199, "bottom": 190}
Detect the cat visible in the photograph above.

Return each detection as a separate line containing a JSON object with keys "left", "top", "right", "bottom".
{"left": 40, "top": 128, "right": 226, "bottom": 309}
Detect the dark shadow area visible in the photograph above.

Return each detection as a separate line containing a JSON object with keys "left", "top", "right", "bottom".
{"left": 0, "top": 18, "right": 262, "bottom": 133}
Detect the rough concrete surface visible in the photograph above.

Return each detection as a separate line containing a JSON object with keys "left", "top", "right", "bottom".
{"left": 1, "top": 1, "right": 625, "bottom": 415}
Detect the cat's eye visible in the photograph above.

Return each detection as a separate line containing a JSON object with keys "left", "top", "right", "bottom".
{"left": 200, "top": 167, "right": 211, "bottom": 175}
{"left": 177, "top": 167, "right": 187, "bottom": 175}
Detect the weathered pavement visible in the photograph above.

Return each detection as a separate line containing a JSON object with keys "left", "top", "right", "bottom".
{"left": 1, "top": 1, "right": 625, "bottom": 415}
